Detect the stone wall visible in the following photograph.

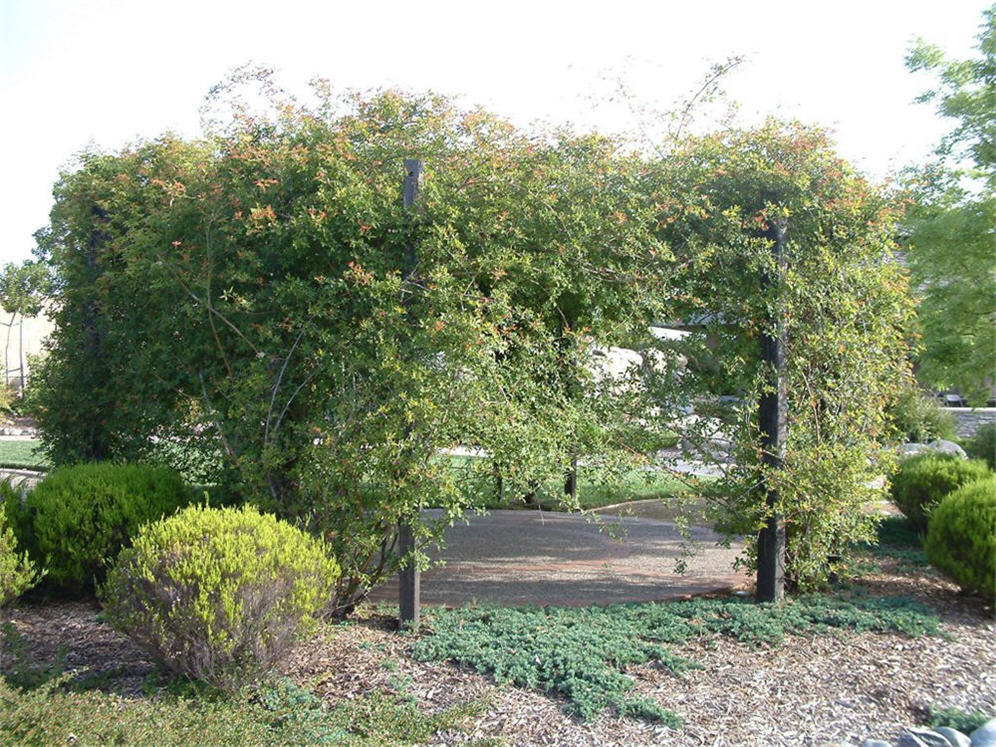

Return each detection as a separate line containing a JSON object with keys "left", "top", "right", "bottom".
{"left": 941, "top": 407, "right": 996, "bottom": 438}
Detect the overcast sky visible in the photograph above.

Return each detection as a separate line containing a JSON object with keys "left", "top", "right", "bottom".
{"left": 1, "top": 0, "right": 990, "bottom": 265}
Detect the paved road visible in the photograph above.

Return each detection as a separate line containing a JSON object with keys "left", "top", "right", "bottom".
{"left": 369, "top": 507, "right": 750, "bottom": 608}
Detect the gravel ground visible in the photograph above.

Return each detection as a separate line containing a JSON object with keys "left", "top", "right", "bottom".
{"left": 1, "top": 553, "right": 992, "bottom": 746}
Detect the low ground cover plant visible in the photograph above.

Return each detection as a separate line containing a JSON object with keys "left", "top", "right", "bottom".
{"left": 101, "top": 504, "right": 339, "bottom": 692}
{"left": 889, "top": 454, "right": 990, "bottom": 532}
{"left": 483, "top": 464, "right": 698, "bottom": 512}
{"left": 924, "top": 476, "right": 996, "bottom": 601}
{"left": 411, "top": 595, "right": 940, "bottom": 725}
{"left": 926, "top": 705, "right": 993, "bottom": 734}
{"left": 4, "top": 462, "right": 193, "bottom": 594}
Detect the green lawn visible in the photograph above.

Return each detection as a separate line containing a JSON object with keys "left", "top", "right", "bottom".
{"left": 0, "top": 673, "right": 488, "bottom": 746}
{"left": 483, "top": 465, "right": 708, "bottom": 512}
{"left": 0, "top": 440, "right": 49, "bottom": 471}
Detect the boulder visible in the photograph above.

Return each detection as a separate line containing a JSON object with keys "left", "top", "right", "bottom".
{"left": 933, "top": 727, "right": 970, "bottom": 747}
{"left": 926, "top": 439, "right": 968, "bottom": 459}
{"left": 898, "top": 440, "right": 968, "bottom": 460}
{"left": 899, "top": 443, "right": 932, "bottom": 459}
{"left": 898, "top": 728, "right": 955, "bottom": 746}
{"left": 970, "top": 718, "right": 996, "bottom": 747}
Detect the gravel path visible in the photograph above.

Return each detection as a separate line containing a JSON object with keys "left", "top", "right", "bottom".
{"left": 369, "top": 507, "right": 749, "bottom": 607}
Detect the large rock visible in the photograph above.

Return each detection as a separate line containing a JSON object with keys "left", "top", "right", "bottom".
{"left": 897, "top": 728, "right": 958, "bottom": 746}
{"left": 898, "top": 440, "right": 968, "bottom": 460}
{"left": 933, "top": 727, "right": 970, "bottom": 747}
{"left": 971, "top": 718, "right": 996, "bottom": 746}
{"left": 926, "top": 439, "right": 968, "bottom": 459}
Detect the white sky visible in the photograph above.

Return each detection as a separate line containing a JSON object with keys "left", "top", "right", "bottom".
{"left": 0, "top": 0, "right": 990, "bottom": 265}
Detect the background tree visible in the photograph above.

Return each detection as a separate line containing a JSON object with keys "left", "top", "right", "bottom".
{"left": 0, "top": 260, "right": 51, "bottom": 397}
{"left": 904, "top": 4, "right": 995, "bottom": 404}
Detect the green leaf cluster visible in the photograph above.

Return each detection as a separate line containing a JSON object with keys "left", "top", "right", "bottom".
{"left": 648, "top": 121, "right": 915, "bottom": 589}
{"left": 965, "top": 422, "right": 996, "bottom": 469}
{"left": 0, "top": 673, "right": 483, "bottom": 746}
{"left": 0, "top": 261, "right": 49, "bottom": 318}
{"left": 30, "top": 71, "right": 918, "bottom": 602}
{"left": 31, "top": 77, "right": 676, "bottom": 613}
{"left": 0, "top": 485, "right": 39, "bottom": 606}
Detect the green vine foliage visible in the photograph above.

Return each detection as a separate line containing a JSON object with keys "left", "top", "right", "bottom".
{"left": 32, "top": 74, "right": 675, "bottom": 614}
{"left": 648, "top": 121, "right": 916, "bottom": 589}
{"left": 32, "top": 69, "right": 915, "bottom": 602}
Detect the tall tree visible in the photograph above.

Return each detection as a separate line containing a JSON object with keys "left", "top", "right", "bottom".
{"left": 904, "top": 4, "right": 996, "bottom": 404}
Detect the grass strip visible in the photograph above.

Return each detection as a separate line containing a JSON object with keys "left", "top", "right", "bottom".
{"left": 0, "top": 674, "right": 484, "bottom": 746}
{"left": 0, "top": 440, "right": 48, "bottom": 471}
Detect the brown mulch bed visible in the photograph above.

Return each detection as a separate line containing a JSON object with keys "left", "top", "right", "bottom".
{"left": 1, "top": 559, "right": 993, "bottom": 746}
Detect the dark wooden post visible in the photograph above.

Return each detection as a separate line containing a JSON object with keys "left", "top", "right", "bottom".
{"left": 398, "top": 158, "right": 423, "bottom": 630}
{"left": 564, "top": 459, "right": 578, "bottom": 503}
{"left": 756, "top": 218, "right": 787, "bottom": 603}
{"left": 560, "top": 320, "right": 579, "bottom": 505}
{"left": 398, "top": 521, "right": 420, "bottom": 629}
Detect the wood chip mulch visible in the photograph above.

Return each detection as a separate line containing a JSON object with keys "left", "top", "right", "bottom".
{"left": 1, "top": 559, "right": 993, "bottom": 747}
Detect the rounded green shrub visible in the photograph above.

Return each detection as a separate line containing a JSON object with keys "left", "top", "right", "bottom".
{"left": 965, "top": 423, "right": 996, "bottom": 470}
{"left": 14, "top": 462, "right": 193, "bottom": 594}
{"left": 889, "top": 454, "right": 990, "bottom": 532}
{"left": 0, "top": 482, "right": 40, "bottom": 605}
{"left": 101, "top": 504, "right": 339, "bottom": 692}
{"left": 924, "top": 476, "right": 996, "bottom": 601}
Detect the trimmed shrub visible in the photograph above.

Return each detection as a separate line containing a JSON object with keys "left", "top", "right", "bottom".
{"left": 11, "top": 462, "right": 193, "bottom": 594}
{"left": 889, "top": 454, "right": 990, "bottom": 532}
{"left": 965, "top": 423, "right": 996, "bottom": 470}
{"left": 0, "top": 482, "right": 40, "bottom": 605}
{"left": 101, "top": 504, "right": 339, "bottom": 692}
{"left": 924, "top": 476, "right": 996, "bottom": 601}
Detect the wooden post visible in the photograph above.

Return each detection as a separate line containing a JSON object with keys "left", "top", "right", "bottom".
{"left": 398, "top": 521, "right": 420, "bottom": 629}
{"left": 756, "top": 218, "right": 787, "bottom": 603}
{"left": 398, "top": 158, "right": 423, "bottom": 630}
{"left": 564, "top": 459, "right": 578, "bottom": 503}
{"left": 560, "top": 320, "right": 579, "bottom": 505}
